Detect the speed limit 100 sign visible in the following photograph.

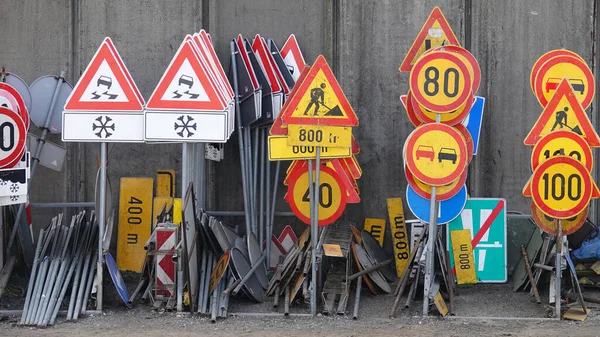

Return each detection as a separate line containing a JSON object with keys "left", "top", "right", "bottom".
{"left": 285, "top": 164, "right": 347, "bottom": 226}
{"left": 531, "top": 156, "right": 597, "bottom": 219}
{"left": 0, "top": 107, "right": 26, "bottom": 168}
{"left": 409, "top": 50, "right": 472, "bottom": 113}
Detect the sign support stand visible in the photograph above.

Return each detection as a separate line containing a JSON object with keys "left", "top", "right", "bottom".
{"left": 423, "top": 113, "right": 441, "bottom": 316}
{"left": 555, "top": 218, "right": 562, "bottom": 318}
{"left": 96, "top": 142, "right": 107, "bottom": 311}
{"left": 311, "top": 147, "right": 321, "bottom": 316}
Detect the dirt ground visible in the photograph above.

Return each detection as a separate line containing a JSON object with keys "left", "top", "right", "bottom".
{"left": 3, "top": 282, "right": 600, "bottom": 337}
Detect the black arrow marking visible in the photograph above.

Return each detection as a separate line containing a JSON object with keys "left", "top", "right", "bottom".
{"left": 172, "top": 90, "right": 183, "bottom": 99}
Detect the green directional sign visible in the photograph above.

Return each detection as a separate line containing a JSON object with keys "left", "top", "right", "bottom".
{"left": 448, "top": 198, "right": 507, "bottom": 283}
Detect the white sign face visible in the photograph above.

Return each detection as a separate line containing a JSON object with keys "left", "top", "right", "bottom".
{"left": 144, "top": 111, "right": 228, "bottom": 142}
{"left": 0, "top": 193, "right": 28, "bottom": 206}
{"left": 0, "top": 167, "right": 27, "bottom": 198}
{"left": 62, "top": 112, "right": 144, "bottom": 142}
{"left": 160, "top": 59, "right": 211, "bottom": 103}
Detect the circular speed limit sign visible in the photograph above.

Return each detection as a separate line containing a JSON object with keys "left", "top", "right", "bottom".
{"left": 531, "top": 130, "right": 593, "bottom": 172}
{"left": 531, "top": 156, "right": 593, "bottom": 219}
{"left": 285, "top": 165, "right": 347, "bottom": 226}
{"left": 530, "top": 202, "right": 587, "bottom": 236}
{"left": 0, "top": 107, "right": 26, "bottom": 168}
{"left": 410, "top": 50, "right": 472, "bottom": 113}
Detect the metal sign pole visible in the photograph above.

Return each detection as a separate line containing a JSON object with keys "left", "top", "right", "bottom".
{"left": 96, "top": 142, "right": 107, "bottom": 311}
{"left": 311, "top": 147, "right": 321, "bottom": 316}
{"left": 307, "top": 159, "right": 315, "bottom": 315}
{"left": 555, "top": 218, "right": 562, "bottom": 318}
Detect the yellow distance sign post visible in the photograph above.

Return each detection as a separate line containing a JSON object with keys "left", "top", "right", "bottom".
{"left": 409, "top": 50, "right": 472, "bottom": 113}
{"left": 387, "top": 198, "right": 410, "bottom": 278}
{"left": 268, "top": 136, "right": 351, "bottom": 161}
{"left": 364, "top": 218, "right": 386, "bottom": 247}
{"left": 285, "top": 165, "right": 347, "bottom": 226}
{"left": 450, "top": 229, "right": 477, "bottom": 284}
{"left": 287, "top": 124, "right": 352, "bottom": 148}
{"left": 117, "top": 178, "right": 154, "bottom": 272}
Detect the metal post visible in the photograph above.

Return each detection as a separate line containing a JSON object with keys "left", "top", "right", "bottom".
{"left": 423, "top": 186, "right": 437, "bottom": 316}
{"left": 555, "top": 219, "right": 562, "bottom": 318}
{"left": 245, "top": 128, "right": 255, "bottom": 236}
{"left": 231, "top": 253, "right": 267, "bottom": 296}
{"left": 267, "top": 161, "right": 281, "bottom": 268}
{"left": 352, "top": 276, "right": 362, "bottom": 320}
{"left": 230, "top": 41, "right": 252, "bottom": 239}
{"left": 252, "top": 127, "right": 259, "bottom": 230}
{"left": 6, "top": 71, "right": 66, "bottom": 258}
{"left": 311, "top": 148, "right": 321, "bottom": 316}
{"left": 96, "top": 142, "right": 107, "bottom": 311}
{"left": 177, "top": 144, "right": 186, "bottom": 313}
{"left": 265, "top": 155, "right": 272, "bottom": 266}
{"left": 308, "top": 159, "right": 315, "bottom": 315}
{"left": 259, "top": 129, "right": 266, "bottom": 249}
{"left": 20, "top": 229, "right": 45, "bottom": 325}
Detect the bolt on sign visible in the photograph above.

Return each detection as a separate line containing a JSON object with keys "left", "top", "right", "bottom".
{"left": 448, "top": 198, "right": 507, "bottom": 283}
{"left": 387, "top": 198, "right": 410, "bottom": 278}
{"left": 399, "top": 6, "right": 460, "bottom": 72}
{"left": 62, "top": 37, "right": 146, "bottom": 142}
{"left": 363, "top": 218, "right": 386, "bottom": 247}
{"left": 117, "top": 178, "right": 153, "bottom": 272}
{"left": 450, "top": 229, "right": 477, "bottom": 285}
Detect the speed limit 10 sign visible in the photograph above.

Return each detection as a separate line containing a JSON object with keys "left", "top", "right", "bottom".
{"left": 0, "top": 107, "right": 26, "bottom": 168}
{"left": 285, "top": 164, "right": 347, "bottom": 226}
{"left": 530, "top": 155, "right": 598, "bottom": 219}
{"left": 409, "top": 50, "right": 472, "bottom": 113}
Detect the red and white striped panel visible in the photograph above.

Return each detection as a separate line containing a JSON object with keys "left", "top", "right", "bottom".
{"left": 155, "top": 226, "right": 177, "bottom": 298}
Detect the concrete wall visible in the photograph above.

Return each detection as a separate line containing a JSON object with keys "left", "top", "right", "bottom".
{"left": 0, "top": 0, "right": 598, "bottom": 240}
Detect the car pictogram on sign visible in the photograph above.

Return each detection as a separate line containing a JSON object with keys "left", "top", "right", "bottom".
{"left": 97, "top": 76, "right": 113, "bottom": 89}
{"left": 545, "top": 77, "right": 584, "bottom": 94}
{"left": 178, "top": 75, "right": 194, "bottom": 88}
{"left": 416, "top": 145, "right": 435, "bottom": 162}
{"left": 438, "top": 147, "right": 457, "bottom": 164}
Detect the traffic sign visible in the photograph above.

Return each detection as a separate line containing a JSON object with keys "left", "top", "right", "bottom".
{"left": 252, "top": 34, "right": 283, "bottom": 95}
{"left": 387, "top": 198, "right": 410, "bottom": 278}
{"left": 449, "top": 229, "right": 477, "bottom": 284}
{"left": 400, "top": 93, "right": 424, "bottom": 127}
{"left": 530, "top": 202, "right": 587, "bottom": 236}
{"left": 0, "top": 107, "right": 26, "bottom": 168}
{"left": 455, "top": 123, "right": 474, "bottom": 164}
{"left": 286, "top": 124, "right": 352, "bottom": 148}
{"left": 364, "top": 218, "right": 386, "bottom": 247}
{"left": 64, "top": 37, "right": 144, "bottom": 112}
{"left": 329, "top": 158, "right": 360, "bottom": 203}
{"left": 267, "top": 38, "right": 295, "bottom": 95}
{"left": 63, "top": 113, "right": 144, "bottom": 142}
{"left": 268, "top": 136, "right": 351, "bottom": 161}
{"left": 0, "top": 83, "right": 29, "bottom": 130}
{"left": 146, "top": 38, "right": 227, "bottom": 111}
{"left": 460, "top": 96, "right": 485, "bottom": 155}
{"left": 144, "top": 112, "right": 229, "bottom": 142}
{"left": 285, "top": 165, "right": 347, "bottom": 226}
{"left": 399, "top": 6, "right": 460, "bottom": 72}
{"left": 280, "top": 34, "right": 306, "bottom": 82}
{"left": 531, "top": 130, "right": 592, "bottom": 172}
{"left": 105, "top": 252, "right": 131, "bottom": 308}
{"left": 530, "top": 156, "right": 596, "bottom": 219}
{"left": 269, "top": 65, "right": 311, "bottom": 136}
{"left": 409, "top": 50, "right": 472, "bottom": 113}
{"left": 530, "top": 49, "right": 584, "bottom": 96}
{"left": 410, "top": 89, "right": 472, "bottom": 125}
{"left": 533, "top": 54, "right": 594, "bottom": 109}
{"left": 279, "top": 55, "right": 358, "bottom": 127}
{"left": 430, "top": 45, "right": 481, "bottom": 94}
{"left": 524, "top": 78, "right": 600, "bottom": 146}
{"left": 406, "top": 184, "right": 467, "bottom": 224}
{"left": 117, "top": 177, "right": 153, "bottom": 272}
{"left": 209, "top": 250, "right": 230, "bottom": 293}
{"left": 404, "top": 123, "right": 467, "bottom": 186}
{"left": 405, "top": 164, "right": 467, "bottom": 201}
{"left": 448, "top": 198, "right": 507, "bottom": 283}
{"left": 30, "top": 75, "right": 73, "bottom": 134}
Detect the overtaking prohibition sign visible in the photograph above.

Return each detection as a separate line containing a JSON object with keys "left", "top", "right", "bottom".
{"left": 409, "top": 50, "right": 472, "bottom": 113}
{"left": 405, "top": 123, "right": 467, "bottom": 186}
{"left": 531, "top": 156, "right": 595, "bottom": 219}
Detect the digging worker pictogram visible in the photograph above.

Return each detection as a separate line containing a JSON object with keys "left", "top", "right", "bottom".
{"left": 551, "top": 107, "right": 568, "bottom": 131}
{"left": 303, "top": 83, "right": 326, "bottom": 116}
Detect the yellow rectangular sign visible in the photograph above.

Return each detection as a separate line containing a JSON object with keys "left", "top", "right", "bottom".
{"left": 287, "top": 124, "right": 352, "bottom": 148}
{"left": 117, "top": 178, "right": 153, "bottom": 272}
{"left": 156, "top": 170, "right": 175, "bottom": 197}
{"left": 269, "top": 136, "right": 351, "bottom": 161}
{"left": 387, "top": 198, "right": 410, "bottom": 278}
{"left": 450, "top": 229, "right": 477, "bottom": 285}
{"left": 323, "top": 244, "right": 343, "bottom": 257}
{"left": 433, "top": 292, "right": 449, "bottom": 316}
{"left": 364, "top": 218, "right": 386, "bottom": 247}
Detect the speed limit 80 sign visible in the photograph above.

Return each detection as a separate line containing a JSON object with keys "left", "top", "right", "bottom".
{"left": 531, "top": 156, "right": 597, "bottom": 219}
{"left": 409, "top": 50, "right": 472, "bottom": 113}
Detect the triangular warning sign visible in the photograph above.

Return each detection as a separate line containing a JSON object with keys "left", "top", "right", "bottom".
{"left": 146, "top": 39, "right": 226, "bottom": 111}
{"left": 524, "top": 79, "right": 600, "bottom": 146}
{"left": 64, "top": 37, "right": 144, "bottom": 112}
{"left": 270, "top": 65, "right": 311, "bottom": 136}
{"left": 398, "top": 6, "right": 460, "bottom": 73}
{"left": 280, "top": 34, "right": 306, "bottom": 83}
{"left": 280, "top": 55, "right": 358, "bottom": 127}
